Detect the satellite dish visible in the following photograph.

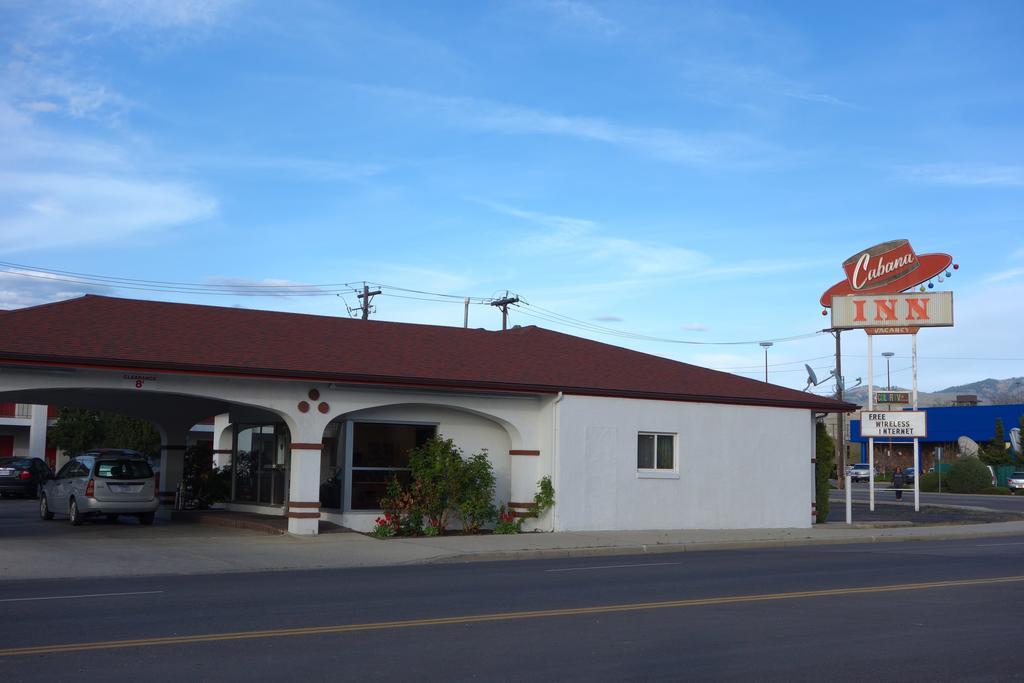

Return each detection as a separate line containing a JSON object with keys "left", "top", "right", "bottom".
{"left": 804, "top": 364, "right": 818, "bottom": 391}
{"left": 958, "top": 436, "right": 979, "bottom": 457}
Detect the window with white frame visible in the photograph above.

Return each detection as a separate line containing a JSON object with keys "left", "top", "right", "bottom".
{"left": 637, "top": 432, "right": 675, "bottom": 471}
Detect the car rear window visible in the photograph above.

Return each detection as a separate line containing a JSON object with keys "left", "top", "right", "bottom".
{"left": 0, "top": 458, "right": 31, "bottom": 467}
{"left": 1013, "top": 472, "right": 1024, "bottom": 478}
{"left": 94, "top": 460, "right": 154, "bottom": 479}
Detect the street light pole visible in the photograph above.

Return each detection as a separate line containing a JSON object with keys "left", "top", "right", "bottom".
{"left": 882, "top": 351, "right": 895, "bottom": 477}
{"left": 759, "top": 342, "right": 773, "bottom": 383}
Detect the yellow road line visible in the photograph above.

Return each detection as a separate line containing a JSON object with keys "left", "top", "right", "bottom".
{"left": 3, "top": 574, "right": 1022, "bottom": 657}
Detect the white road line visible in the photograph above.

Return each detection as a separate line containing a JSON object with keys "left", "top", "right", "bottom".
{"left": 0, "top": 590, "right": 163, "bottom": 603}
{"left": 976, "top": 542, "right": 1024, "bottom": 547}
{"left": 545, "top": 562, "right": 682, "bottom": 573}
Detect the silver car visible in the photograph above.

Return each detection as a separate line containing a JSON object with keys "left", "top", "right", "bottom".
{"left": 40, "top": 451, "right": 159, "bottom": 525}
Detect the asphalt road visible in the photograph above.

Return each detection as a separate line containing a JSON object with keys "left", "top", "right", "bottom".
{"left": 3, "top": 536, "right": 1024, "bottom": 681}
{"left": 832, "top": 483, "right": 1024, "bottom": 513}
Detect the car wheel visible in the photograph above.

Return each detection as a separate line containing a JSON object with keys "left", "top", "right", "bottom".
{"left": 39, "top": 494, "right": 54, "bottom": 521}
{"left": 138, "top": 512, "right": 155, "bottom": 526}
{"left": 69, "top": 498, "right": 83, "bottom": 526}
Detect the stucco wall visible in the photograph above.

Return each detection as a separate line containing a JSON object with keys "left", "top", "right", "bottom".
{"left": 553, "top": 395, "right": 813, "bottom": 531}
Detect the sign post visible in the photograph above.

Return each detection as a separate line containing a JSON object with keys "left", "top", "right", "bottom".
{"left": 821, "top": 239, "right": 956, "bottom": 518}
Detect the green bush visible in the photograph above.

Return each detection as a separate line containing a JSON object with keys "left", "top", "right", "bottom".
{"left": 945, "top": 457, "right": 993, "bottom": 494}
{"left": 531, "top": 475, "right": 555, "bottom": 518}
{"left": 979, "top": 486, "right": 1011, "bottom": 495}
{"left": 918, "top": 472, "right": 945, "bottom": 492}
{"left": 408, "top": 436, "right": 466, "bottom": 534}
{"left": 456, "top": 451, "right": 497, "bottom": 534}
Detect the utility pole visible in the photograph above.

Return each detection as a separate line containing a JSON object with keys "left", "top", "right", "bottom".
{"left": 759, "top": 341, "right": 773, "bottom": 382}
{"left": 832, "top": 328, "right": 847, "bottom": 490}
{"left": 357, "top": 283, "right": 381, "bottom": 320}
{"left": 490, "top": 293, "right": 520, "bottom": 330}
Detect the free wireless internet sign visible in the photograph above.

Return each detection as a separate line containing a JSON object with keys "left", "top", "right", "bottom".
{"left": 859, "top": 411, "right": 927, "bottom": 438}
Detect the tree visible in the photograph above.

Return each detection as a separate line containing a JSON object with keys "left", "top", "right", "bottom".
{"left": 103, "top": 413, "right": 161, "bottom": 458}
{"left": 48, "top": 408, "right": 160, "bottom": 458}
{"left": 980, "top": 417, "right": 1012, "bottom": 466}
{"left": 48, "top": 408, "right": 104, "bottom": 455}
{"left": 815, "top": 421, "right": 836, "bottom": 523}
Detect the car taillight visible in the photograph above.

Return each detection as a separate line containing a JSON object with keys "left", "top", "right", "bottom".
{"left": 85, "top": 478, "right": 95, "bottom": 497}
{"left": 19, "top": 470, "right": 32, "bottom": 480}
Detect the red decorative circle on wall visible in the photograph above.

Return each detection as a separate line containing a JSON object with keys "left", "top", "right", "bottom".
{"left": 317, "top": 402, "right": 329, "bottom": 414}
{"left": 308, "top": 389, "right": 320, "bottom": 401}
{"left": 298, "top": 401, "right": 310, "bottom": 413}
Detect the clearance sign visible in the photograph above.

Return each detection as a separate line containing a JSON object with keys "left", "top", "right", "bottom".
{"left": 831, "top": 291, "right": 953, "bottom": 332}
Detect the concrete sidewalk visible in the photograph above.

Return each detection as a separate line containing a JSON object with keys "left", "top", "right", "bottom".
{"left": 5, "top": 517, "right": 1024, "bottom": 582}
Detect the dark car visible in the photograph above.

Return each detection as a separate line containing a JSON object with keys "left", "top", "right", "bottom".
{"left": 0, "top": 457, "right": 52, "bottom": 498}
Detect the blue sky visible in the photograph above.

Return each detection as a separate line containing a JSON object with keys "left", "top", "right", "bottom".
{"left": 1, "top": 0, "right": 1023, "bottom": 395}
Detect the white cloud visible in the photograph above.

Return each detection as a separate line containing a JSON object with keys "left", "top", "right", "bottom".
{"left": 25, "top": 101, "right": 59, "bottom": 112}
{"left": 201, "top": 277, "right": 328, "bottom": 297}
{"left": 986, "top": 268, "right": 1024, "bottom": 284}
{"left": 362, "top": 86, "right": 775, "bottom": 168}
{"left": 0, "top": 269, "right": 98, "bottom": 309}
{"left": 79, "top": 0, "right": 241, "bottom": 29}
{"left": 481, "top": 200, "right": 709, "bottom": 277}
{"left": 534, "top": 0, "right": 623, "bottom": 37}
{"left": 680, "top": 61, "right": 855, "bottom": 109}
{"left": 0, "top": 172, "right": 216, "bottom": 252}
{"left": 594, "top": 315, "right": 623, "bottom": 322}
{"left": 0, "top": 20, "right": 219, "bottom": 254}
{"left": 682, "top": 323, "right": 709, "bottom": 332}
{"left": 896, "top": 164, "right": 1024, "bottom": 188}
{"left": 188, "top": 155, "right": 388, "bottom": 183}
{"left": 480, "top": 200, "right": 825, "bottom": 284}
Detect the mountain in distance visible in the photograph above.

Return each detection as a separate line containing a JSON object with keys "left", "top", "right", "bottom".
{"left": 841, "top": 377, "right": 1024, "bottom": 407}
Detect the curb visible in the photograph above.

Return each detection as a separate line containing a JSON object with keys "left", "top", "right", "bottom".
{"left": 429, "top": 524, "right": 1024, "bottom": 565}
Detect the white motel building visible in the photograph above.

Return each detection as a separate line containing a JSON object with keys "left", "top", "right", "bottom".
{"left": 0, "top": 295, "right": 851, "bottom": 535}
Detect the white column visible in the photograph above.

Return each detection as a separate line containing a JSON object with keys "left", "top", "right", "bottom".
{"left": 285, "top": 410, "right": 332, "bottom": 536}
{"left": 212, "top": 413, "right": 233, "bottom": 468}
{"left": 288, "top": 441, "right": 323, "bottom": 535}
{"left": 157, "top": 423, "right": 190, "bottom": 519}
{"left": 28, "top": 404, "right": 48, "bottom": 460}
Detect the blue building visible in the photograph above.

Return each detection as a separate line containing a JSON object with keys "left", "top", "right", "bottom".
{"left": 850, "top": 403, "right": 1024, "bottom": 472}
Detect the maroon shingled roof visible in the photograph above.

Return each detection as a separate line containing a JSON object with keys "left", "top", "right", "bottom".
{"left": 0, "top": 295, "right": 852, "bottom": 411}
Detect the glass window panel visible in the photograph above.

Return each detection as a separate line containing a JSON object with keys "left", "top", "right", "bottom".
{"left": 656, "top": 435, "right": 674, "bottom": 470}
{"left": 350, "top": 470, "right": 412, "bottom": 511}
{"left": 637, "top": 434, "right": 655, "bottom": 469}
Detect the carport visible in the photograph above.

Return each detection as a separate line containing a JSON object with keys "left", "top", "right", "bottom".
{"left": 0, "top": 296, "right": 548, "bottom": 535}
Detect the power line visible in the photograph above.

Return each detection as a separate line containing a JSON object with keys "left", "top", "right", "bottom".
{"left": 0, "top": 261, "right": 829, "bottom": 346}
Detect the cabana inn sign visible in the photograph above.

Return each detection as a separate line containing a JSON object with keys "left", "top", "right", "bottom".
{"left": 819, "top": 238, "right": 957, "bottom": 515}
{"left": 819, "top": 239, "right": 955, "bottom": 309}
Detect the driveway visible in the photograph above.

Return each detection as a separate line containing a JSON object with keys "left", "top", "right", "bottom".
{"left": 0, "top": 496, "right": 261, "bottom": 541}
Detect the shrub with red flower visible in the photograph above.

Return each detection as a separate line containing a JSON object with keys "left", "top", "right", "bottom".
{"left": 371, "top": 513, "right": 400, "bottom": 538}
